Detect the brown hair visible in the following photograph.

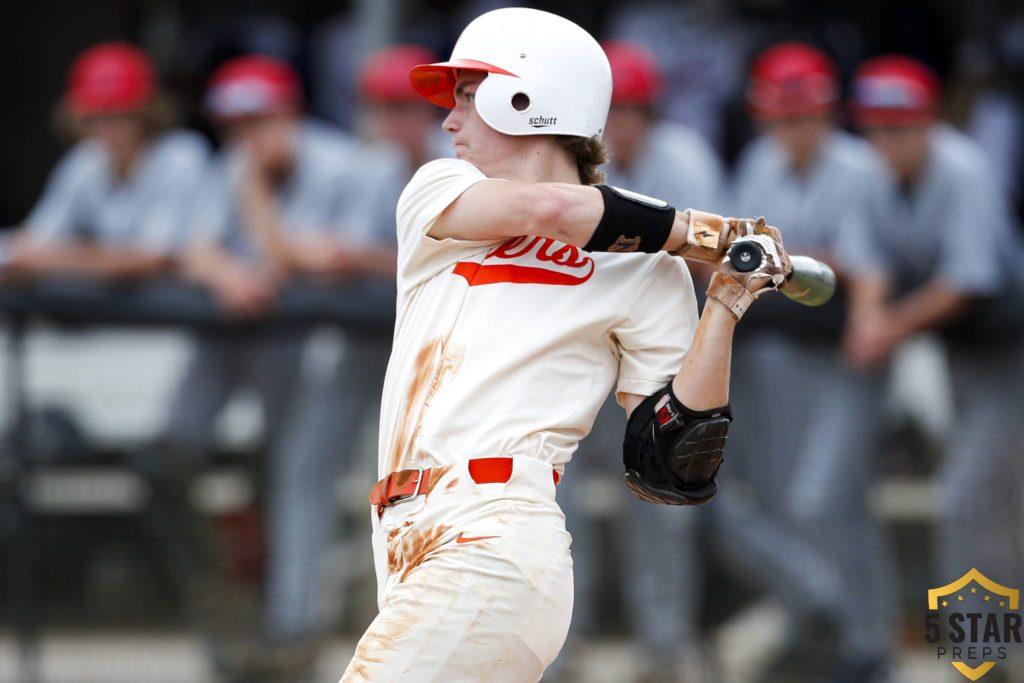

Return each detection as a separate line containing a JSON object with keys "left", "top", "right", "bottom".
{"left": 52, "top": 89, "right": 179, "bottom": 142}
{"left": 556, "top": 134, "right": 608, "bottom": 185}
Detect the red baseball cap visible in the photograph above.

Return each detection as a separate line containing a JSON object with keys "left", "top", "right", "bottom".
{"left": 603, "top": 41, "right": 662, "bottom": 106}
{"left": 360, "top": 45, "right": 441, "bottom": 103}
{"left": 66, "top": 42, "right": 156, "bottom": 115}
{"left": 746, "top": 42, "right": 838, "bottom": 120}
{"left": 850, "top": 55, "right": 940, "bottom": 126}
{"left": 204, "top": 55, "right": 302, "bottom": 122}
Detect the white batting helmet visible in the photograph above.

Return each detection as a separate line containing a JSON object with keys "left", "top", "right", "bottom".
{"left": 410, "top": 7, "right": 612, "bottom": 138}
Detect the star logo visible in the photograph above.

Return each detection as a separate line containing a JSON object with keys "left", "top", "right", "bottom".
{"left": 926, "top": 569, "right": 1021, "bottom": 680}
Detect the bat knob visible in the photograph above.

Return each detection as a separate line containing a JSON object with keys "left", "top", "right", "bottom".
{"left": 728, "top": 241, "right": 763, "bottom": 273}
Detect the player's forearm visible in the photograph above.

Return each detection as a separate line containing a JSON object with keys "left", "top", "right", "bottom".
{"left": 845, "top": 272, "right": 892, "bottom": 333}
{"left": 887, "top": 280, "right": 974, "bottom": 337}
{"left": 433, "top": 181, "right": 603, "bottom": 244}
{"left": 524, "top": 185, "right": 698, "bottom": 254}
{"left": 239, "top": 175, "right": 297, "bottom": 274}
{"left": 10, "top": 244, "right": 172, "bottom": 282}
{"left": 670, "top": 299, "right": 736, "bottom": 410}
{"left": 434, "top": 179, "right": 744, "bottom": 263}
{"left": 352, "top": 244, "right": 398, "bottom": 277}
{"left": 179, "top": 244, "right": 235, "bottom": 288}
{"left": 847, "top": 271, "right": 891, "bottom": 310}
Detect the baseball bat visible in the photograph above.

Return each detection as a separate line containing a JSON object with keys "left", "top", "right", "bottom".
{"left": 728, "top": 241, "right": 836, "bottom": 307}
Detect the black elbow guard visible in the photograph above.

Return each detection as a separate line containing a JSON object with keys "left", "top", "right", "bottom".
{"left": 623, "top": 383, "right": 731, "bottom": 506}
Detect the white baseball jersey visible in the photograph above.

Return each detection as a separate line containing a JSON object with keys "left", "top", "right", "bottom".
{"left": 25, "top": 130, "right": 209, "bottom": 251}
{"left": 344, "top": 158, "right": 700, "bottom": 683}
{"left": 377, "top": 157, "right": 699, "bottom": 480}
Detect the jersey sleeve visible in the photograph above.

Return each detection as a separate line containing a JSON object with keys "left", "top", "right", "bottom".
{"left": 395, "top": 158, "right": 501, "bottom": 288}
{"left": 352, "top": 143, "right": 405, "bottom": 246}
{"left": 135, "top": 134, "right": 210, "bottom": 253}
{"left": 650, "top": 123, "right": 724, "bottom": 212}
{"left": 612, "top": 254, "right": 699, "bottom": 403}
{"left": 933, "top": 160, "right": 1010, "bottom": 296}
{"left": 294, "top": 126, "right": 391, "bottom": 245}
{"left": 23, "top": 143, "right": 99, "bottom": 243}
{"left": 834, "top": 156, "right": 896, "bottom": 277}
{"left": 327, "top": 143, "right": 405, "bottom": 246}
{"left": 180, "top": 157, "right": 235, "bottom": 248}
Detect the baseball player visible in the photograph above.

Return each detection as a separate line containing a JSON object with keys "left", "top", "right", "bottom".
{"left": 340, "top": 8, "right": 795, "bottom": 682}
{"left": 164, "top": 55, "right": 400, "bottom": 681}
{"left": 8, "top": 42, "right": 208, "bottom": 281}
{"left": 357, "top": 44, "right": 454, "bottom": 175}
{"left": 556, "top": 40, "right": 724, "bottom": 682}
{"left": 845, "top": 57, "right": 1024, "bottom": 597}
{"left": 713, "top": 43, "right": 897, "bottom": 682}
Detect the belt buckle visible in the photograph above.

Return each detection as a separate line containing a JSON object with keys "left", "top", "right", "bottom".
{"left": 384, "top": 468, "right": 424, "bottom": 506}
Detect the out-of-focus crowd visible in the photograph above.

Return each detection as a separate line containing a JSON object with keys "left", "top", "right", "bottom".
{"left": 3, "top": 2, "right": 1024, "bottom": 683}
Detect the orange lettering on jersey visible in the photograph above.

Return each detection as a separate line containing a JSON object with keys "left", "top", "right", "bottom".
{"left": 453, "top": 236, "right": 595, "bottom": 286}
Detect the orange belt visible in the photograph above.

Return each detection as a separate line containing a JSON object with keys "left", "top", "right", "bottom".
{"left": 370, "top": 457, "right": 561, "bottom": 514}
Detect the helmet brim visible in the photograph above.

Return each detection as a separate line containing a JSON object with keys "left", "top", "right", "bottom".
{"left": 409, "top": 59, "right": 518, "bottom": 109}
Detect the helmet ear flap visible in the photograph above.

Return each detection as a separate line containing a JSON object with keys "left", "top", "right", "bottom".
{"left": 473, "top": 71, "right": 524, "bottom": 134}
{"left": 476, "top": 74, "right": 585, "bottom": 136}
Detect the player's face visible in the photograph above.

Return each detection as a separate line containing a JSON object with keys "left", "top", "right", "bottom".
{"left": 862, "top": 123, "right": 932, "bottom": 183}
{"left": 79, "top": 112, "right": 147, "bottom": 159}
{"left": 758, "top": 113, "right": 831, "bottom": 169}
{"left": 443, "top": 71, "right": 522, "bottom": 175}
{"left": 605, "top": 105, "right": 653, "bottom": 169}
{"left": 223, "top": 113, "right": 298, "bottom": 172}
{"left": 364, "top": 101, "right": 439, "bottom": 154}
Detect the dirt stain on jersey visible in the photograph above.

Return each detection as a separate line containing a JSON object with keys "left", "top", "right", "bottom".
{"left": 385, "top": 520, "right": 415, "bottom": 573}
{"left": 445, "top": 477, "right": 460, "bottom": 490}
{"left": 346, "top": 640, "right": 381, "bottom": 680}
{"left": 387, "top": 523, "right": 453, "bottom": 583}
{"left": 389, "top": 338, "right": 464, "bottom": 473}
{"left": 346, "top": 607, "right": 418, "bottom": 680}
{"left": 425, "top": 464, "right": 452, "bottom": 490}
{"left": 389, "top": 338, "right": 441, "bottom": 472}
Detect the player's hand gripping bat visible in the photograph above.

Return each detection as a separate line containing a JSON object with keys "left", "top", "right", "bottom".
{"left": 726, "top": 239, "right": 836, "bottom": 307}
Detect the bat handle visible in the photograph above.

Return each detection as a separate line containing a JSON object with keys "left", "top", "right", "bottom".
{"left": 725, "top": 241, "right": 837, "bottom": 307}
{"left": 727, "top": 241, "right": 763, "bottom": 272}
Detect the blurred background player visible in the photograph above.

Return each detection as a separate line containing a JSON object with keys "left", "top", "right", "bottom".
{"left": 164, "top": 54, "right": 398, "bottom": 682}
{"left": 846, "top": 55, "right": 1024, "bottom": 605}
{"left": 6, "top": 42, "right": 208, "bottom": 282}
{"left": 554, "top": 40, "right": 724, "bottom": 683}
{"left": 713, "top": 42, "right": 897, "bottom": 682}
{"left": 5, "top": 46, "right": 213, "bottom": 663}
{"left": 356, "top": 44, "right": 451, "bottom": 175}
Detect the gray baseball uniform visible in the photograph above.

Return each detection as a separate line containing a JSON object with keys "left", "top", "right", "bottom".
{"left": 850, "top": 124, "right": 1024, "bottom": 592}
{"left": 164, "top": 119, "right": 398, "bottom": 646}
{"left": 717, "top": 129, "right": 897, "bottom": 665}
{"left": 263, "top": 139, "right": 406, "bottom": 645}
{"left": 25, "top": 130, "right": 209, "bottom": 250}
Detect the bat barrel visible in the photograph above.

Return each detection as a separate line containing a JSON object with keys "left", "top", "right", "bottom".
{"left": 780, "top": 255, "right": 836, "bottom": 306}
